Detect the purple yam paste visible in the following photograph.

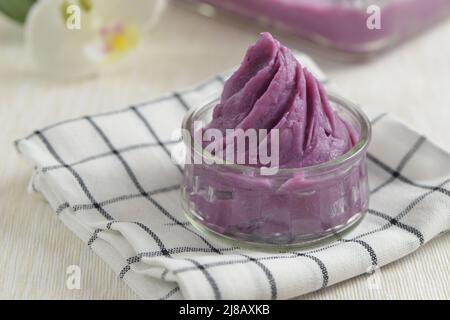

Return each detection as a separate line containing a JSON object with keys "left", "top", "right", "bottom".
{"left": 183, "top": 34, "right": 369, "bottom": 243}
{"left": 207, "top": 32, "right": 356, "bottom": 168}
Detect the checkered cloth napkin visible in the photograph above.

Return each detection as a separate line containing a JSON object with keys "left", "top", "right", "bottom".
{"left": 16, "top": 54, "right": 450, "bottom": 300}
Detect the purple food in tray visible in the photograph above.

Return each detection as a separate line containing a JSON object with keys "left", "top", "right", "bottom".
{"left": 190, "top": 0, "right": 450, "bottom": 54}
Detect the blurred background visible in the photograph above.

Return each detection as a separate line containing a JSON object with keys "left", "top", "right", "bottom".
{"left": 0, "top": 0, "right": 449, "bottom": 299}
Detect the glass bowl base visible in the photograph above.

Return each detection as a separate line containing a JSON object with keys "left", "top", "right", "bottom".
{"left": 182, "top": 201, "right": 367, "bottom": 251}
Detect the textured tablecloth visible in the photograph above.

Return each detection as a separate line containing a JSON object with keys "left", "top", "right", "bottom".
{"left": 0, "top": 1, "right": 449, "bottom": 299}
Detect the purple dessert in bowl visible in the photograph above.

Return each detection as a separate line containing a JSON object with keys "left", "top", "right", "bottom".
{"left": 181, "top": 33, "right": 371, "bottom": 247}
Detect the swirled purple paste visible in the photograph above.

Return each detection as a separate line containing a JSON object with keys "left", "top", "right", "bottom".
{"left": 183, "top": 34, "right": 369, "bottom": 244}
{"left": 207, "top": 32, "right": 356, "bottom": 167}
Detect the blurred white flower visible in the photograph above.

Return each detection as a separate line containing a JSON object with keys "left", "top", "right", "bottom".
{"left": 25, "top": 0, "right": 166, "bottom": 79}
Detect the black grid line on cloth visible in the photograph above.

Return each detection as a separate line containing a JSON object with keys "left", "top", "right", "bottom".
{"left": 24, "top": 108, "right": 131, "bottom": 140}
{"left": 106, "top": 221, "right": 115, "bottom": 230}
{"left": 237, "top": 253, "right": 278, "bottom": 300}
{"left": 174, "top": 92, "right": 190, "bottom": 111}
{"left": 87, "top": 229, "right": 102, "bottom": 247}
{"left": 30, "top": 177, "right": 39, "bottom": 193}
{"left": 133, "top": 221, "right": 170, "bottom": 254}
{"left": 72, "top": 185, "right": 180, "bottom": 212}
{"left": 160, "top": 286, "right": 180, "bottom": 300}
{"left": 119, "top": 265, "right": 131, "bottom": 279}
{"left": 367, "top": 209, "right": 425, "bottom": 245}
{"left": 42, "top": 139, "right": 181, "bottom": 173}
{"left": 19, "top": 76, "right": 224, "bottom": 141}
{"left": 35, "top": 130, "right": 171, "bottom": 254}
{"left": 121, "top": 250, "right": 322, "bottom": 299}
{"left": 392, "top": 177, "right": 450, "bottom": 221}
{"left": 171, "top": 252, "right": 329, "bottom": 290}
{"left": 294, "top": 253, "right": 329, "bottom": 288}
{"left": 125, "top": 247, "right": 239, "bottom": 264}
{"left": 368, "top": 154, "right": 450, "bottom": 198}
{"left": 168, "top": 254, "right": 338, "bottom": 276}
{"left": 339, "top": 239, "right": 378, "bottom": 268}
{"left": 333, "top": 231, "right": 378, "bottom": 269}
{"left": 85, "top": 116, "right": 222, "bottom": 253}
{"left": 164, "top": 221, "right": 190, "bottom": 226}
{"left": 55, "top": 202, "right": 70, "bottom": 215}
{"left": 130, "top": 106, "right": 183, "bottom": 174}
{"left": 87, "top": 222, "right": 171, "bottom": 254}
{"left": 367, "top": 111, "right": 450, "bottom": 198}
{"left": 161, "top": 268, "right": 169, "bottom": 280}
{"left": 185, "top": 258, "right": 222, "bottom": 299}
{"left": 371, "top": 136, "right": 426, "bottom": 194}
{"left": 354, "top": 187, "right": 435, "bottom": 245}
{"left": 35, "top": 130, "right": 114, "bottom": 221}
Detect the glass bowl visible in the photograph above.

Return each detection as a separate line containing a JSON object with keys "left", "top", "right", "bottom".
{"left": 181, "top": 93, "right": 372, "bottom": 248}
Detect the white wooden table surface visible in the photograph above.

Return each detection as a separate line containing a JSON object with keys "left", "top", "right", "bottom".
{"left": 0, "top": 1, "right": 449, "bottom": 299}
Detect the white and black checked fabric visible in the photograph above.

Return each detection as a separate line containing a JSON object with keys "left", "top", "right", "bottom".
{"left": 16, "top": 54, "right": 450, "bottom": 300}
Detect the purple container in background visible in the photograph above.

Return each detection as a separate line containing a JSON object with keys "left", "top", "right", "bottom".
{"left": 189, "top": 0, "right": 450, "bottom": 54}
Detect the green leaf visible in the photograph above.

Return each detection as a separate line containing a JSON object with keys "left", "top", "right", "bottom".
{"left": 61, "top": 0, "right": 71, "bottom": 23}
{"left": 79, "top": 0, "right": 92, "bottom": 12}
{"left": 0, "top": 0, "right": 37, "bottom": 24}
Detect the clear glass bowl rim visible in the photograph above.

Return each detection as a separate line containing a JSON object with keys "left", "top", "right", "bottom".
{"left": 181, "top": 92, "right": 372, "bottom": 176}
